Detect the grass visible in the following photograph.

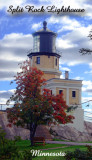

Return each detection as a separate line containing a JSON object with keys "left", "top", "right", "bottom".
{"left": 15, "top": 140, "right": 88, "bottom": 151}
{"left": 34, "top": 156, "right": 65, "bottom": 160}
{"left": 15, "top": 140, "right": 66, "bottom": 151}
{"left": 15, "top": 140, "right": 89, "bottom": 160}
{"left": 33, "top": 145, "right": 87, "bottom": 160}
{"left": 53, "top": 138, "right": 73, "bottom": 142}
{"left": 53, "top": 138, "right": 92, "bottom": 143}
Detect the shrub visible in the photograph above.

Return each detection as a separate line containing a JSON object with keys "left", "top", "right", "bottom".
{"left": 0, "top": 127, "right": 36, "bottom": 160}
{"left": 86, "top": 145, "right": 92, "bottom": 159}
{"left": 65, "top": 146, "right": 92, "bottom": 160}
{"left": 14, "top": 136, "right": 22, "bottom": 142}
{"left": 0, "top": 127, "right": 18, "bottom": 160}
{"left": 22, "top": 150, "right": 36, "bottom": 160}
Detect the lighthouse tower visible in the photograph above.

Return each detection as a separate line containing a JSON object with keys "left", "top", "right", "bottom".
{"left": 28, "top": 21, "right": 61, "bottom": 80}
{"left": 28, "top": 21, "right": 84, "bottom": 132}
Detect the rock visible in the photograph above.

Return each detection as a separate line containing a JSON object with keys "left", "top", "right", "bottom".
{"left": 0, "top": 111, "right": 92, "bottom": 142}
{"left": 0, "top": 112, "right": 52, "bottom": 140}
{"left": 0, "top": 112, "right": 30, "bottom": 140}
{"left": 50, "top": 122, "right": 92, "bottom": 142}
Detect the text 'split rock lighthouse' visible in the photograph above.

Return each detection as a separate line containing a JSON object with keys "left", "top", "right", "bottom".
{"left": 28, "top": 21, "right": 84, "bottom": 132}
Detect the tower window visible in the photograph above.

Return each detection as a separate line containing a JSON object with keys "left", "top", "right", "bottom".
{"left": 55, "top": 58, "right": 57, "bottom": 66}
{"left": 59, "top": 90, "right": 63, "bottom": 94}
{"left": 36, "top": 57, "right": 40, "bottom": 64}
{"left": 72, "top": 91, "right": 76, "bottom": 98}
{"left": 33, "top": 35, "right": 40, "bottom": 52}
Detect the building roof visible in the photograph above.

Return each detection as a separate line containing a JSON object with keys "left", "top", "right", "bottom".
{"left": 46, "top": 78, "right": 82, "bottom": 82}
{"left": 32, "top": 21, "right": 57, "bottom": 36}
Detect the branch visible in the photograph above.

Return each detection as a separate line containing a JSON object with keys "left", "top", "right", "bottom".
{"left": 79, "top": 48, "right": 92, "bottom": 55}
{"left": 66, "top": 105, "right": 78, "bottom": 112}
{"left": 88, "top": 30, "right": 92, "bottom": 40}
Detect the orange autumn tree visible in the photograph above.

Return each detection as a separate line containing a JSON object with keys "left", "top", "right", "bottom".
{"left": 7, "top": 60, "right": 74, "bottom": 146}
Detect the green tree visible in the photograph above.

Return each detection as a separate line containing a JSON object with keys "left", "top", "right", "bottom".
{"left": 0, "top": 127, "right": 18, "bottom": 160}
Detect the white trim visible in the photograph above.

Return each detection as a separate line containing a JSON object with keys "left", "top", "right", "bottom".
{"left": 46, "top": 82, "right": 82, "bottom": 88}
{"left": 52, "top": 87, "right": 56, "bottom": 95}
{"left": 66, "top": 88, "right": 69, "bottom": 105}
{"left": 46, "top": 84, "right": 81, "bottom": 90}
{"left": 40, "top": 68, "right": 61, "bottom": 75}
{"left": 79, "top": 89, "right": 81, "bottom": 104}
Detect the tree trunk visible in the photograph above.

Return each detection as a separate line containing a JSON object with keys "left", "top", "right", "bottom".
{"left": 30, "top": 123, "right": 37, "bottom": 146}
{"left": 30, "top": 131, "right": 34, "bottom": 146}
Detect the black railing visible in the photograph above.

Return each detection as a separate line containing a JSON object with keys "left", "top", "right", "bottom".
{"left": 0, "top": 100, "right": 92, "bottom": 122}
{"left": 0, "top": 104, "right": 14, "bottom": 111}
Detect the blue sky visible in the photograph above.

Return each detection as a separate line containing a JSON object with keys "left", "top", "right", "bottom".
{"left": 0, "top": 0, "right": 92, "bottom": 122}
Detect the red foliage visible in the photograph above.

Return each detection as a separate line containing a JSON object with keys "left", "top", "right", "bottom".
{"left": 7, "top": 123, "right": 12, "bottom": 128}
{"left": 7, "top": 60, "right": 74, "bottom": 129}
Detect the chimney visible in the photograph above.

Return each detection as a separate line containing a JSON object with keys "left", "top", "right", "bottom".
{"left": 65, "top": 71, "right": 69, "bottom": 79}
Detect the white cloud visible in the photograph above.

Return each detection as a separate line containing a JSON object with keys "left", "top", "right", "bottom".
{"left": 0, "top": 89, "right": 16, "bottom": 109}
{"left": 67, "top": 61, "right": 81, "bottom": 66}
{"left": 60, "top": 74, "right": 64, "bottom": 79}
{"left": 39, "top": 0, "right": 92, "bottom": 19}
{"left": 39, "top": 0, "right": 86, "bottom": 8}
{"left": 0, "top": 89, "right": 15, "bottom": 104}
{"left": 84, "top": 70, "right": 92, "bottom": 74}
{"left": 82, "top": 80, "right": 92, "bottom": 86}
{"left": 0, "top": 98, "right": 7, "bottom": 104}
{"left": 82, "top": 97, "right": 92, "bottom": 103}
{"left": 88, "top": 93, "right": 92, "bottom": 96}
{"left": 0, "top": 33, "right": 33, "bottom": 80}
{"left": 55, "top": 24, "right": 92, "bottom": 66}
{"left": 85, "top": 108, "right": 92, "bottom": 112}
{"left": 32, "top": 22, "right": 41, "bottom": 30}
{"left": 82, "top": 80, "right": 92, "bottom": 93}
{"left": 84, "top": 4, "right": 92, "bottom": 19}
{"left": 0, "top": 99, "right": 14, "bottom": 109}
{"left": 74, "top": 77, "right": 82, "bottom": 80}
{"left": 1, "top": 33, "right": 32, "bottom": 49}
{"left": 89, "top": 63, "right": 92, "bottom": 69}
{"left": 85, "top": 113, "right": 92, "bottom": 118}
{"left": 47, "top": 16, "right": 81, "bottom": 33}
{"left": 0, "top": 0, "right": 26, "bottom": 9}
{"left": 0, "top": 89, "right": 15, "bottom": 95}
{"left": 61, "top": 67, "right": 71, "bottom": 72}
{"left": 82, "top": 87, "right": 86, "bottom": 92}
{"left": 56, "top": 38, "right": 77, "bottom": 49}
{"left": 84, "top": 62, "right": 92, "bottom": 75}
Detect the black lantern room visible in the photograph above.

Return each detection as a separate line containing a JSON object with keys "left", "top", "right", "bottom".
{"left": 33, "top": 21, "right": 57, "bottom": 53}
{"left": 28, "top": 21, "right": 60, "bottom": 58}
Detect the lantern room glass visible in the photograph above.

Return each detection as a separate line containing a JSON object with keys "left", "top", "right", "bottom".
{"left": 33, "top": 35, "right": 40, "bottom": 52}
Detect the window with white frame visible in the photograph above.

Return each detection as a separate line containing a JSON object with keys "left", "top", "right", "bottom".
{"left": 36, "top": 57, "right": 40, "bottom": 64}
{"left": 72, "top": 91, "right": 76, "bottom": 98}
{"left": 59, "top": 90, "right": 63, "bottom": 94}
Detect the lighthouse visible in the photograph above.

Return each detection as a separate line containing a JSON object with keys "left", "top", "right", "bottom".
{"left": 28, "top": 21, "right": 84, "bottom": 132}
